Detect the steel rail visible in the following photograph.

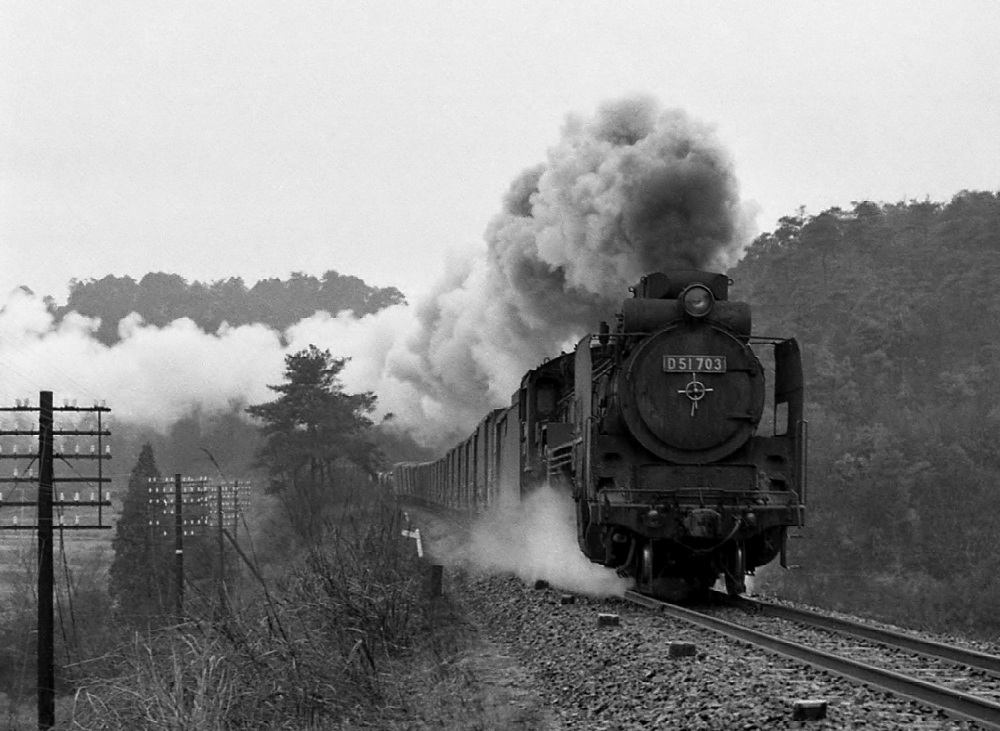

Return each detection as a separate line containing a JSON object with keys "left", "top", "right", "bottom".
{"left": 625, "top": 590, "right": 1000, "bottom": 730}
{"left": 733, "top": 595, "right": 1000, "bottom": 675}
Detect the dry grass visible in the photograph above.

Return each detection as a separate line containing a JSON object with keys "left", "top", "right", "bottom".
{"left": 45, "top": 467, "right": 493, "bottom": 731}
{"left": 70, "top": 633, "right": 235, "bottom": 731}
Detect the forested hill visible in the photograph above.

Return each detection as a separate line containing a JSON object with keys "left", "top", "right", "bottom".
{"left": 54, "top": 270, "right": 406, "bottom": 344}
{"left": 731, "top": 190, "right": 1000, "bottom": 631}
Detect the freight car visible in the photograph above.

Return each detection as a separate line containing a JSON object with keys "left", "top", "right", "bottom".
{"left": 392, "top": 270, "right": 806, "bottom": 597}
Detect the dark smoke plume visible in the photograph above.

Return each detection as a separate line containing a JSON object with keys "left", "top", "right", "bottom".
{"left": 375, "top": 94, "right": 754, "bottom": 447}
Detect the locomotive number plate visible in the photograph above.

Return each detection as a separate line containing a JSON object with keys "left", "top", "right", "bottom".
{"left": 663, "top": 355, "right": 727, "bottom": 373}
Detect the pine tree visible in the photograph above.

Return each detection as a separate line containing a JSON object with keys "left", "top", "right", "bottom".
{"left": 108, "top": 444, "right": 172, "bottom": 623}
{"left": 247, "top": 345, "right": 380, "bottom": 536}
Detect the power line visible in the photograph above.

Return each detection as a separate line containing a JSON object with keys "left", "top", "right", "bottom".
{"left": 0, "top": 391, "right": 112, "bottom": 730}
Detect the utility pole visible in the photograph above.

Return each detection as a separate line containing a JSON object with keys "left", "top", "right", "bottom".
{"left": 174, "top": 474, "right": 184, "bottom": 618}
{"left": 0, "top": 391, "right": 111, "bottom": 731}
{"left": 216, "top": 479, "right": 249, "bottom": 609}
{"left": 148, "top": 475, "right": 206, "bottom": 618}
{"left": 148, "top": 476, "right": 249, "bottom": 616}
{"left": 216, "top": 478, "right": 225, "bottom": 610}
{"left": 38, "top": 391, "right": 53, "bottom": 731}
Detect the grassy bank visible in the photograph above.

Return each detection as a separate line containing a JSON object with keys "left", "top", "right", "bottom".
{"left": 1, "top": 468, "right": 503, "bottom": 730}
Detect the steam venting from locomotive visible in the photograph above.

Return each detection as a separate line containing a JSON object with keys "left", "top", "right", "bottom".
{"left": 437, "top": 484, "right": 631, "bottom": 596}
{"left": 382, "top": 94, "right": 756, "bottom": 445}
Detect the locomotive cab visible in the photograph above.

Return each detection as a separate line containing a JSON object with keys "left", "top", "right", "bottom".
{"left": 518, "top": 361, "right": 574, "bottom": 493}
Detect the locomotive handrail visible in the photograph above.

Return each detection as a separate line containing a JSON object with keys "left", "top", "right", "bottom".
{"left": 545, "top": 438, "right": 579, "bottom": 478}
{"left": 796, "top": 419, "right": 808, "bottom": 526}
{"left": 592, "top": 357, "right": 615, "bottom": 380}
{"left": 547, "top": 445, "right": 575, "bottom": 458}
{"left": 547, "top": 452, "right": 574, "bottom": 468}
{"left": 598, "top": 486, "right": 793, "bottom": 502}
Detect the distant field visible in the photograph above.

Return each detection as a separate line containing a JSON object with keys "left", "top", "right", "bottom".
{"left": 0, "top": 525, "right": 115, "bottom": 601}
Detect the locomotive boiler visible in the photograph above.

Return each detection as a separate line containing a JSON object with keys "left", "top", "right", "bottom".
{"left": 392, "top": 270, "right": 806, "bottom": 597}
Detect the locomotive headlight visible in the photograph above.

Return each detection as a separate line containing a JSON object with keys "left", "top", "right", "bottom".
{"left": 681, "top": 284, "right": 715, "bottom": 317}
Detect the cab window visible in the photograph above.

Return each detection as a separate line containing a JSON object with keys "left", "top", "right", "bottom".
{"left": 536, "top": 384, "right": 556, "bottom": 416}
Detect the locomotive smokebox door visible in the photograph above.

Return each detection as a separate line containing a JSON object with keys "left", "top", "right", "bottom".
{"left": 617, "top": 324, "right": 765, "bottom": 464}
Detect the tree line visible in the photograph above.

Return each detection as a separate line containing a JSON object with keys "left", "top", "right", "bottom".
{"left": 52, "top": 270, "right": 406, "bottom": 344}
{"left": 733, "top": 191, "right": 1000, "bottom": 630}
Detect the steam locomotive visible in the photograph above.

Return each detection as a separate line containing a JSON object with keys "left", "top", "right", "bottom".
{"left": 391, "top": 270, "right": 806, "bottom": 597}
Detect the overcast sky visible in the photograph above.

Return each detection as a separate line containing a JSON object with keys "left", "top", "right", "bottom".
{"left": 2, "top": 1, "right": 998, "bottom": 304}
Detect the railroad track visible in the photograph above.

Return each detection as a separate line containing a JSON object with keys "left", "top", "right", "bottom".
{"left": 626, "top": 590, "right": 1000, "bottom": 729}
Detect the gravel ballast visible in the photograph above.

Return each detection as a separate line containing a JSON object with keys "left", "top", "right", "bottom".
{"left": 445, "top": 570, "right": 990, "bottom": 730}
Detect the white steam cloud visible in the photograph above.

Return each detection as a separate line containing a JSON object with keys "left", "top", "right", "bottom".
{"left": 0, "top": 95, "right": 753, "bottom": 447}
{"left": 450, "top": 485, "right": 631, "bottom": 597}
{"left": 0, "top": 289, "right": 285, "bottom": 429}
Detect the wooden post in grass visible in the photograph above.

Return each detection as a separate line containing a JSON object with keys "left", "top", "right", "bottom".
{"left": 430, "top": 564, "right": 443, "bottom": 597}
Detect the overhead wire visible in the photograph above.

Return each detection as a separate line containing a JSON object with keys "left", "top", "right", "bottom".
{"left": 0, "top": 294, "right": 106, "bottom": 403}
{"left": 0, "top": 348, "right": 103, "bottom": 407}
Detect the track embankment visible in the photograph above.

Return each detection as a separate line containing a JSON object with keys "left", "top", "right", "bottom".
{"left": 404, "top": 503, "right": 996, "bottom": 729}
